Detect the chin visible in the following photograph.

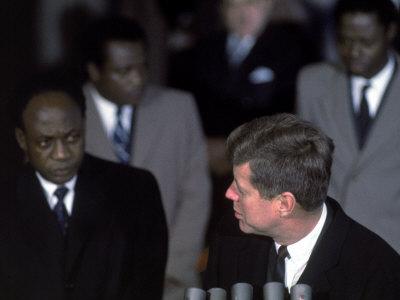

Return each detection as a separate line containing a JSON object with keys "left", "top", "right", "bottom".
{"left": 239, "top": 221, "right": 254, "bottom": 234}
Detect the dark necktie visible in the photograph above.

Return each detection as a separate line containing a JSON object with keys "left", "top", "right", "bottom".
{"left": 113, "top": 106, "right": 131, "bottom": 164}
{"left": 357, "top": 83, "right": 371, "bottom": 149}
{"left": 53, "top": 186, "right": 69, "bottom": 235}
{"left": 272, "top": 245, "right": 290, "bottom": 284}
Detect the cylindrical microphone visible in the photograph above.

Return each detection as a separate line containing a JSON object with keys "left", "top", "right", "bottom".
{"left": 290, "top": 284, "right": 312, "bottom": 300}
{"left": 231, "top": 282, "right": 253, "bottom": 300}
{"left": 208, "top": 287, "right": 227, "bottom": 300}
{"left": 263, "top": 282, "right": 285, "bottom": 300}
{"left": 183, "top": 287, "right": 207, "bottom": 300}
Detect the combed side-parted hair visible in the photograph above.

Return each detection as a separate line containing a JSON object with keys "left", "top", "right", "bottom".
{"left": 226, "top": 113, "right": 334, "bottom": 211}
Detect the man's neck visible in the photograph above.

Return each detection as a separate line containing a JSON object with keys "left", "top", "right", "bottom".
{"left": 274, "top": 205, "right": 324, "bottom": 246}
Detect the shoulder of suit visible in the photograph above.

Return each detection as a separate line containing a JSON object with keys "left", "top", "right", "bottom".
{"left": 142, "top": 85, "right": 196, "bottom": 109}
{"left": 82, "top": 153, "right": 156, "bottom": 182}
{"left": 326, "top": 197, "right": 400, "bottom": 261}
{"left": 299, "top": 61, "right": 344, "bottom": 79}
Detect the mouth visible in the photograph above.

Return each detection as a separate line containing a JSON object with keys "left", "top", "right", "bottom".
{"left": 233, "top": 209, "right": 243, "bottom": 219}
{"left": 51, "top": 167, "right": 75, "bottom": 181}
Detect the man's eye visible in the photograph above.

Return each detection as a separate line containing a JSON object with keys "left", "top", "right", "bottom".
{"left": 38, "top": 139, "right": 50, "bottom": 148}
{"left": 66, "top": 134, "right": 80, "bottom": 143}
{"left": 67, "top": 134, "right": 78, "bottom": 143}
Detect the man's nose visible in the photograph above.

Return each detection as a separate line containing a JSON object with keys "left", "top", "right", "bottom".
{"left": 349, "top": 43, "right": 362, "bottom": 59}
{"left": 52, "top": 140, "right": 70, "bottom": 160}
{"left": 126, "top": 69, "right": 144, "bottom": 87}
{"left": 225, "top": 182, "right": 239, "bottom": 202}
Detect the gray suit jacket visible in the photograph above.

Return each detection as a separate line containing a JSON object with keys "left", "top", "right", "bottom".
{"left": 297, "top": 60, "right": 400, "bottom": 253}
{"left": 84, "top": 84, "right": 211, "bottom": 299}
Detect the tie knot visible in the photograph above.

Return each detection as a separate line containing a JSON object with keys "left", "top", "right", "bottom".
{"left": 54, "top": 186, "right": 68, "bottom": 202}
{"left": 361, "top": 82, "right": 370, "bottom": 93}
{"left": 278, "top": 245, "right": 290, "bottom": 260}
{"left": 116, "top": 106, "right": 123, "bottom": 118}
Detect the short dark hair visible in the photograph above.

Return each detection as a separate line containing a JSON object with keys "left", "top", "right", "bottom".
{"left": 83, "top": 16, "right": 147, "bottom": 66}
{"left": 334, "top": 0, "right": 398, "bottom": 30}
{"left": 226, "top": 113, "right": 334, "bottom": 211}
{"left": 13, "top": 71, "right": 86, "bottom": 130}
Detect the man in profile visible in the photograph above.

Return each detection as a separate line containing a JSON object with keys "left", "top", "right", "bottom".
{"left": 205, "top": 114, "right": 400, "bottom": 299}
{"left": 0, "top": 76, "right": 168, "bottom": 299}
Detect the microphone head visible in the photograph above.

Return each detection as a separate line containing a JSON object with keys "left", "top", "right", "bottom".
{"left": 263, "top": 282, "right": 285, "bottom": 300}
{"left": 231, "top": 282, "right": 253, "bottom": 300}
{"left": 290, "top": 284, "right": 312, "bottom": 300}
{"left": 208, "top": 287, "right": 227, "bottom": 300}
{"left": 183, "top": 287, "right": 207, "bottom": 300}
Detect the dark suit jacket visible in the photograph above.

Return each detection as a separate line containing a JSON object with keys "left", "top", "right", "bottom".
{"left": 205, "top": 198, "right": 400, "bottom": 299}
{"left": 0, "top": 154, "right": 168, "bottom": 300}
{"left": 187, "top": 22, "right": 319, "bottom": 136}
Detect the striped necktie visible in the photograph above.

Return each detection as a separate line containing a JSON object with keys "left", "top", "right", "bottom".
{"left": 53, "top": 186, "right": 69, "bottom": 235}
{"left": 113, "top": 106, "right": 131, "bottom": 164}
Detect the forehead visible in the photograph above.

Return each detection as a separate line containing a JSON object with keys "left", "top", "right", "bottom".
{"left": 23, "top": 92, "right": 82, "bottom": 130}
{"left": 103, "top": 40, "right": 146, "bottom": 66}
{"left": 339, "top": 12, "right": 384, "bottom": 36}
{"left": 233, "top": 162, "right": 252, "bottom": 182}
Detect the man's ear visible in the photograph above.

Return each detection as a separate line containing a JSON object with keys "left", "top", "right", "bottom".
{"left": 87, "top": 62, "right": 100, "bottom": 82}
{"left": 276, "top": 192, "right": 296, "bottom": 217}
{"left": 15, "top": 128, "right": 27, "bottom": 153}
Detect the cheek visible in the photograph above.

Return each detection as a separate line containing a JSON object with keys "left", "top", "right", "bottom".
{"left": 71, "top": 144, "right": 84, "bottom": 160}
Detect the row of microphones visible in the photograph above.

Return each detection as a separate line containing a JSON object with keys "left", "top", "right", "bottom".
{"left": 184, "top": 282, "right": 311, "bottom": 300}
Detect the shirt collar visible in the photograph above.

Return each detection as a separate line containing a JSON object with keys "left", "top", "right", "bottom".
{"left": 36, "top": 172, "right": 77, "bottom": 198}
{"left": 351, "top": 53, "right": 395, "bottom": 88}
{"left": 85, "top": 83, "right": 119, "bottom": 114}
{"left": 275, "top": 203, "right": 328, "bottom": 267}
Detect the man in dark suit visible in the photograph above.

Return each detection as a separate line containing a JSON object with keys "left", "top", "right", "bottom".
{"left": 0, "top": 76, "right": 168, "bottom": 299}
{"left": 188, "top": 0, "right": 318, "bottom": 137}
{"left": 205, "top": 114, "right": 400, "bottom": 299}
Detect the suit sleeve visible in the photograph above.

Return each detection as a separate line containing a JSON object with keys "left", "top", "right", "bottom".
{"left": 163, "top": 94, "right": 211, "bottom": 297}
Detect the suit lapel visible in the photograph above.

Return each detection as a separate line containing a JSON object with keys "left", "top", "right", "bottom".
{"left": 16, "top": 169, "right": 65, "bottom": 279}
{"left": 84, "top": 85, "right": 119, "bottom": 163}
{"left": 334, "top": 72, "right": 360, "bottom": 154}
{"left": 358, "top": 59, "right": 400, "bottom": 163}
{"left": 298, "top": 200, "right": 349, "bottom": 294}
{"left": 132, "top": 86, "right": 164, "bottom": 166}
{"left": 64, "top": 159, "right": 110, "bottom": 278}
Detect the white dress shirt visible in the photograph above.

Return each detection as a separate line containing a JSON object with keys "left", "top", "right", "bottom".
{"left": 275, "top": 203, "right": 328, "bottom": 289}
{"left": 84, "top": 84, "right": 133, "bottom": 139}
{"left": 351, "top": 55, "right": 395, "bottom": 117}
{"left": 36, "top": 172, "right": 77, "bottom": 215}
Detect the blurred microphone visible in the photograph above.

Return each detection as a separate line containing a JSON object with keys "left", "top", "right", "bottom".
{"left": 231, "top": 282, "right": 253, "bottom": 300}
{"left": 263, "top": 282, "right": 285, "bottom": 300}
{"left": 290, "top": 284, "right": 312, "bottom": 300}
{"left": 208, "top": 287, "right": 227, "bottom": 300}
{"left": 184, "top": 287, "right": 206, "bottom": 300}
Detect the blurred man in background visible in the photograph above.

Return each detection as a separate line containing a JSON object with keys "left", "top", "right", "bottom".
{"left": 82, "top": 17, "right": 211, "bottom": 299}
